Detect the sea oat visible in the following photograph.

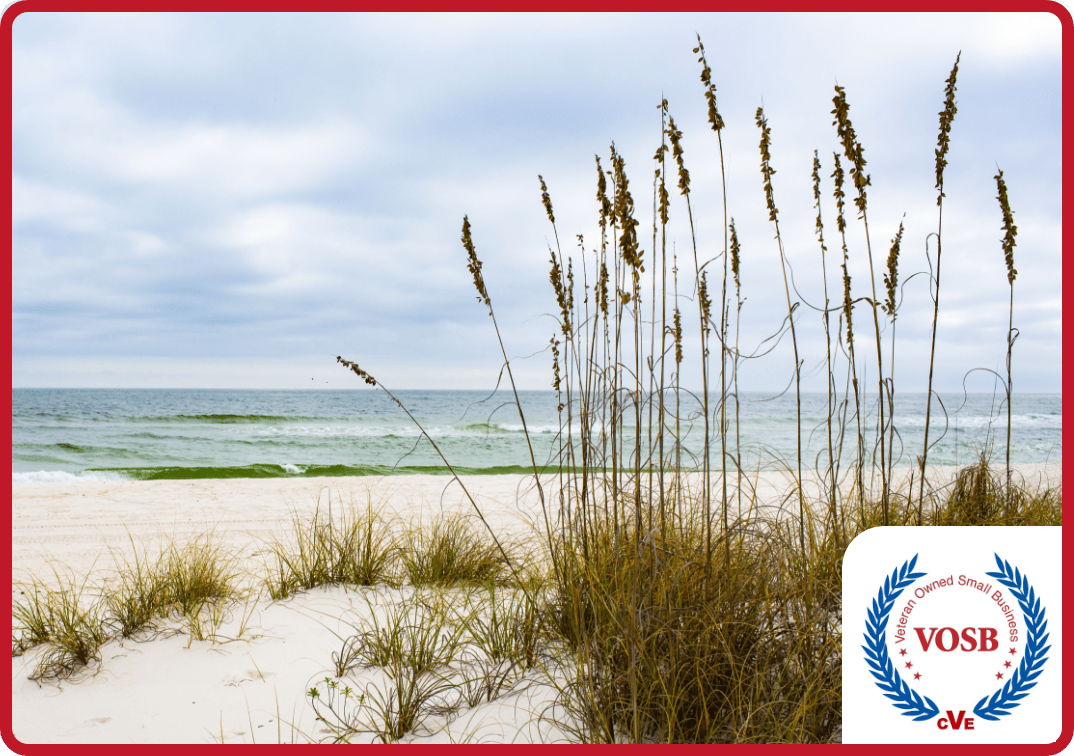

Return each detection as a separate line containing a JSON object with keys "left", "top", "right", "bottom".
{"left": 755, "top": 108, "right": 778, "bottom": 223}
{"left": 336, "top": 355, "right": 377, "bottom": 387}
{"left": 995, "top": 169, "right": 1018, "bottom": 284}
{"left": 883, "top": 221, "right": 904, "bottom": 319}
{"left": 831, "top": 86, "right": 871, "bottom": 216}
{"left": 539, "top": 175, "right": 556, "bottom": 226}
{"left": 461, "top": 216, "right": 491, "bottom": 311}
{"left": 666, "top": 116, "right": 690, "bottom": 197}
{"left": 693, "top": 35, "right": 725, "bottom": 133}
{"left": 730, "top": 219, "right": 741, "bottom": 294}
{"left": 935, "top": 52, "right": 962, "bottom": 204}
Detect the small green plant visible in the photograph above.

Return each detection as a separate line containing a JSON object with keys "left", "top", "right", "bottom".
{"left": 315, "top": 592, "right": 466, "bottom": 742}
{"left": 458, "top": 586, "right": 542, "bottom": 669}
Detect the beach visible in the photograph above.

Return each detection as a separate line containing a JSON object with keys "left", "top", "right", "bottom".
{"left": 10, "top": 463, "right": 1061, "bottom": 744}
{"left": 12, "top": 473, "right": 572, "bottom": 744}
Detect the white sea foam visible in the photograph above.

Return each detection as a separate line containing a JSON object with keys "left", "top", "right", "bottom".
{"left": 12, "top": 469, "right": 130, "bottom": 483}
{"left": 895, "top": 413, "right": 1062, "bottom": 430}
{"left": 252, "top": 424, "right": 550, "bottom": 439}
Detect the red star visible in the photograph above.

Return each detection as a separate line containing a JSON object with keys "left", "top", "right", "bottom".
{"left": 996, "top": 672, "right": 1004, "bottom": 680}
{"left": 1009, "top": 648, "right": 1017, "bottom": 655}
{"left": 899, "top": 648, "right": 908, "bottom": 656}
{"left": 1004, "top": 661, "right": 1012, "bottom": 668}
{"left": 913, "top": 672, "right": 922, "bottom": 680}
{"left": 905, "top": 662, "right": 913, "bottom": 669}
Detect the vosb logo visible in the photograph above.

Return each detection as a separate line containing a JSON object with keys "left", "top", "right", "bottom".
{"left": 842, "top": 527, "right": 1061, "bottom": 745}
{"left": 913, "top": 626, "right": 999, "bottom": 653}
{"left": 861, "top": 553, "right": 1050, "bottom": 732}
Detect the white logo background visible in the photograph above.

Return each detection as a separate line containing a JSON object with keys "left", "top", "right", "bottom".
{"left": 843, "top": 526, "right": 1062, "bottom": 744}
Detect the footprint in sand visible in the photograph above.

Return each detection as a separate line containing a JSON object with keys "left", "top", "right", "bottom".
{"left": 223, "top": 669, "right": 270, "bottom": 686}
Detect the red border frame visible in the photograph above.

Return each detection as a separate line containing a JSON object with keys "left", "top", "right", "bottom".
{"left": 3, "top": 3, "right": 1069, "bottom": 752}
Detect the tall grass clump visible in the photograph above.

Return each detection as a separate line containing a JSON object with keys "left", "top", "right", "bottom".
{"left": 14, "top": 534, "right": 239, "bottom": 680}
{"left": 264, "top": 499, "right": 397, "bottom": 599}
{"left": 159, "top": 534, "right": 239, "bottom": 617}
{"left": 400, "top": 514, "right": 515, "bottom": 588}
{"left": 104, "top": 533, "right": 238, "bottom": 638}
{"left": 549, "top": 506, "right": 839, "bottom": 743}
{"left": 927, "top": 456, "right": 1060, "bottom": 526}
{"left": 12, "top": 568, "right": 107, "bottom": 681}
{"left": 103, "top": 534, "right": 169, "bottom": 639}
{"left": 333, "top": 39, "right": 1056, "bottom": 743}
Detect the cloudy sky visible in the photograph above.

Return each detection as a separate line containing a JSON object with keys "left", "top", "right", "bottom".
{"left": 11, "top": 12, "right": 1062, "bottom": 393}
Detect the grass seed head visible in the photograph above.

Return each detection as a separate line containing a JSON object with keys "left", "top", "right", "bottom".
{"left": 730, "top": 218, "right": 742, "bottom": 294}
{"left": 842, "top": 267, "right": 854, "bottom": 347}
{"left": 995, "top": 168, "right": 1018, "bottom": 284}
{"left": 755, "top": 107, "right": 778, "bottom": 223}
{"left": 549, "top": 248, "right": 572, "bottom": 337}
{"left": 832, "top": 152, "right": 855, "bottom": 347}
{"left": 596, "top": 259, "right": 609, "bottom": 320}
{"left": 883, "top": 220, "right": 905, "bottom": 318}
{"left": 694, "top": 35, "right": 725, "bottom": 133}
{"left": 673, "top": 306, "right": 683, "bottom": 364}
{"left": 655, "top": 160, "right": 670, "bottom": 227}
{"left": 551, "top": 337, "right": 564, "bottom": 411}
{"left": 610, "top": 143, "right": 643, "bottom": 280}
{"left": 831, "top": 85, "right": 871, "bottom": 216}
{"left": 698, "top": 270, "right": 712, "bottom": 336}
{"left": 461, "top": 216, "right": 491, "bottom": 311}
{"left": 337, "top": 355, "right": 377, "bottom": 387}
{"left": 594, "top": 155, "right": 613, "bottom": 230}
{"left": 935, "top": 52, "right": 962, "bottom": 204}
{"left": 831, "top": 152, "right": 847, "bottom": 234}
{"left": 812, "top": 151, "right": 829, "bottom": 254}
{"left": 539, "top": 175, "right": 556, "bottom": 226}
{"left": 666, "top": 116, "right": 690, "bottom": 197}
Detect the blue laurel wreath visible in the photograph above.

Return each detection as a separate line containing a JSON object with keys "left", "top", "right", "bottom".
{"left": 973, "top": 553, "right": 1051, "bottom": 721}
{"left": 862, "top": 554, "right": 940, "bottom": 721}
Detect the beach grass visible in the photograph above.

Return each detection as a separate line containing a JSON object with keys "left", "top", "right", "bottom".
{"left": 399, "top": 513, "right": 517, "bottom": 588}
{"left": 12, "top": 566, "right": 107, "bottom": 681}
{"left": 334, "top": 37, "right": 1057, "bottom": 743}
{"left": 263, "top": 497, "right": 397, "bottom": 599}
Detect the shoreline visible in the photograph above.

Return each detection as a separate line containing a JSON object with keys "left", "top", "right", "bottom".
{"left": 12, "top": 461, "right": 1062, "bottom": 580}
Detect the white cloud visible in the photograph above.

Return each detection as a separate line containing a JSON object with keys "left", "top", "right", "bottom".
{"left": 12, "top": 175, "right": 106, "bottom": 231}
{"left": 10, "top": 12, "right": 1062, "bottom": 392}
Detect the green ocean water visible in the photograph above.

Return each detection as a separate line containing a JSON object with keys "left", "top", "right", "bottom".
{"left": 11, "top": 389, "right": 1062, "bottom": 482}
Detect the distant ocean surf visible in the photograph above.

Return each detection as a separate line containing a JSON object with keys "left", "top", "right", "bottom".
{"left": 12, "top": 388, "right": 1061, "bottom": 482}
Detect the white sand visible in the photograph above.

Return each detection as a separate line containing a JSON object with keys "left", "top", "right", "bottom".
{"left": 10, "top": 462, "right": 1061, "bottom": 744}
